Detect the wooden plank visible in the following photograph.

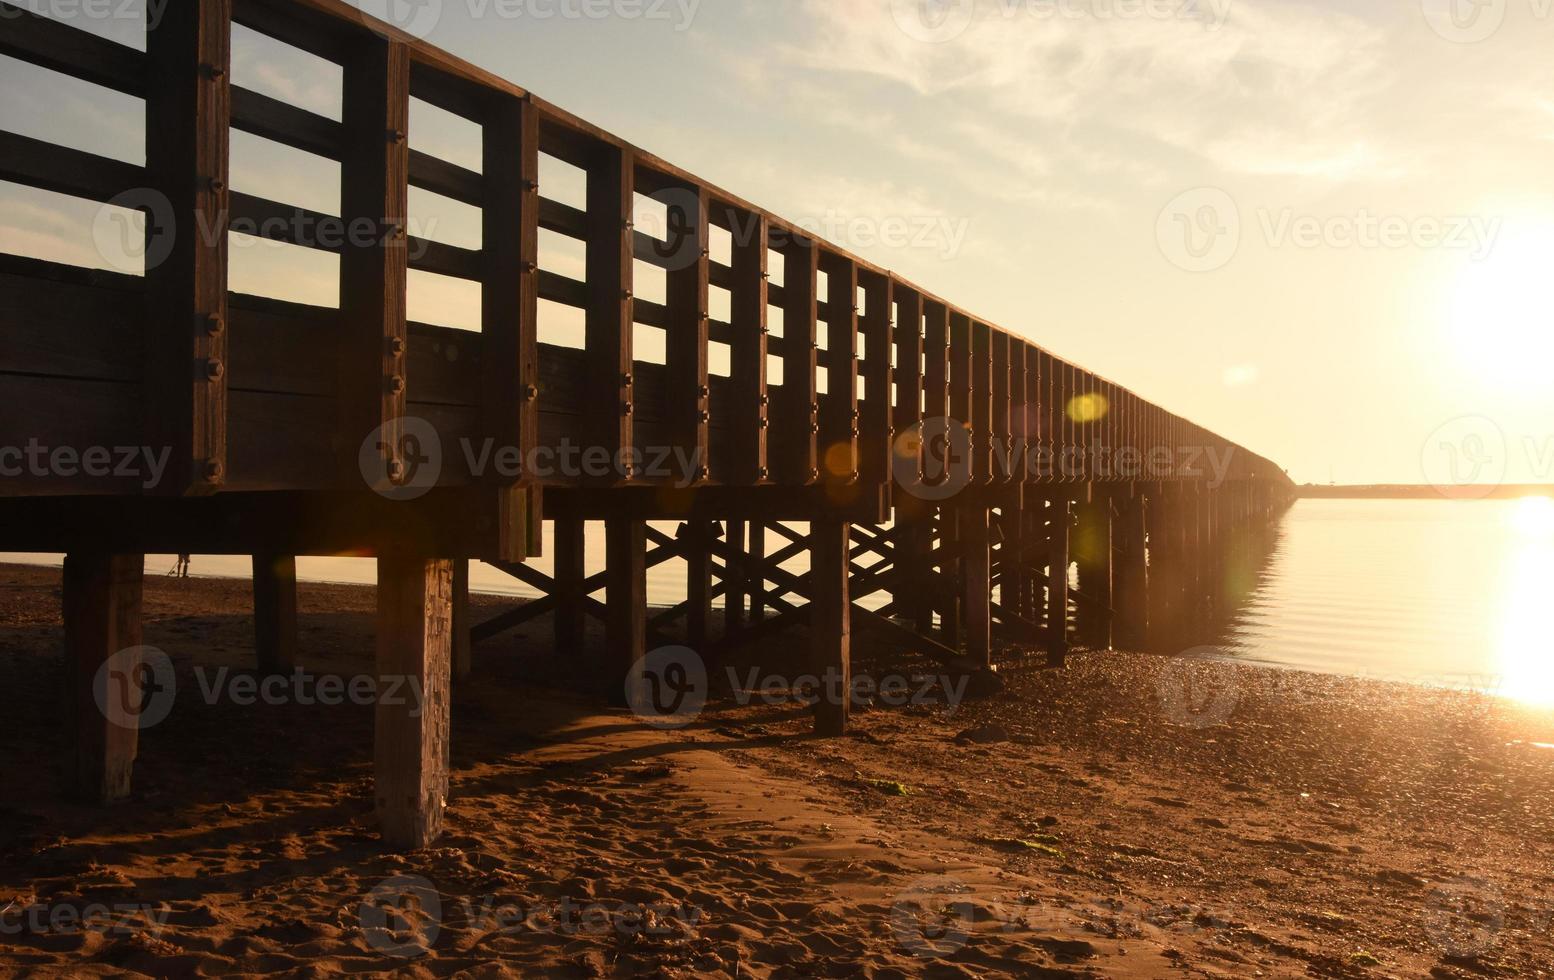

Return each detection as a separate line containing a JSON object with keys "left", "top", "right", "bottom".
{"left": 819, "top": 252, "right": 858, "bottom": 482}
{"left": 232, "top": 86, "right": 341, "bottom": 158}
{"left": 0, "top": 4, "right": 144, "bottom": 95}
{"left": 606, "top": 519, "right": 647, "bottom": 703}
{"left": 664, "top": 182, "right": 710, "bottom": 484}
{"left": 776, "top": 233, "right": 818, "bottom": 485}
{"left": 585, "top": 144, "right": 634, "bottom": 482}
{"left": 0, "top": 130, "right": 143, "bottom": 205}
{"left": 252, "top": 553, "right": 299, "bottom": 676}
{"left": 482, "top": 93, "right": 540, "bottom": 480}
{"left": 374, "top": 557, "right": 452, "bottom": 850}
{"left": 338, "top": 37, "right": 410, "bottom": 489}
{"left": 63, "top": 552, "right": 144, "bottom": 803}
{"left": 810, "top": 518, "right": 851, "bottom": 736}
{"left": 143, "top": 0, "right": 231, "bottom": 495}
{"left": 726, "top": 208, "right": 768, "bottom": 483}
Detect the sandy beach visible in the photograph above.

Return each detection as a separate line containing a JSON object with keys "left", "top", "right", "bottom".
{"left": 2, "top": 562, "right": 1553, "bottom": 978}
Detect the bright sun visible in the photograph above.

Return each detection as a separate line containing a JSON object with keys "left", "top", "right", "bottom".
{"left": 1448, "top": 227, "right": 1554, "bottom": 388}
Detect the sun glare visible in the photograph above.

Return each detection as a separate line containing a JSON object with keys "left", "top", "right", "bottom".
{"left": 1511, "top": 496, "right": 1554, "bottom": 538}
{"left": 1448, "top": 227, "right": 1554, "bottom": 389}
{"left": 1497, "top": 498, "right": 1554, "bottom": 706}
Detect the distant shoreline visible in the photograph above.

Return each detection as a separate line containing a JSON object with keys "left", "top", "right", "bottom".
{"left": 1298, "top": 484, "right": 1554, "bottom": 500}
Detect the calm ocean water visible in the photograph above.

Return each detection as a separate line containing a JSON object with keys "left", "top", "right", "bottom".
{"left": 1214, "top": 497, "right": 1554, "bottom": 705}
{"left": 8, "top": 497, "right": 1553, "bottom": 702}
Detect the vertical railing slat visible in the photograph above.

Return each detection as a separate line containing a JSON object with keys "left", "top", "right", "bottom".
{"left": 776, "top": 232, "right": 818, "bottom": 484}
{"left": 339, "top": 34, "right": 410, "bottom": 490}
{"left": 585, "top": 143, "right": 634, "bottom": 482}
{"left": 820, "top": 253, "right": 858, "bottom": 481}
{"left": 991, "top": 329, "right": 1011, "bottom": 484}
{"left": 948, "top": 312, "right": 972, "bottom": 491}
{"left": 858, "top": 270, "right": 893, "bottom": 488}
{"left": 666, "top": 182, "right": 710, "bottom": 484}
{"left": 727, "top": 207, "right": 768, "bottom": 483}
{"left": 892, "top": 284, "right": 924, "bottom": 486}
{"left": 144, "top": 0, "right": 231, "bottom": 495}
{"left": 481, "top": 92, "right": 540, "bottom": 485}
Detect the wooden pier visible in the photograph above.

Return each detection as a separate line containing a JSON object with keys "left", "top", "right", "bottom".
{"left": 0, "top": 0, "right": 1294, "bottom": 849}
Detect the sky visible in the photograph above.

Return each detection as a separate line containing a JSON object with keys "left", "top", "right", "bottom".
{"left": 2, "top": 0, "right": 1553, "bottom": 486}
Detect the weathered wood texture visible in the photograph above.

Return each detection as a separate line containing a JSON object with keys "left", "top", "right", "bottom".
{"left": 374, "top": 557, "right": 453, "bottom": 850}
{"left": 63, "top": 553, "right": 145, "bottom": 803}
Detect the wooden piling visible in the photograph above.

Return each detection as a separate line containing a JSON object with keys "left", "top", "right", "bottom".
{"left": 64, "top": 553, "right": 145, "bottom": 804}
{"left": 554, "top": 518, "right": 586, "bottom": 657}
{"left": 1114, "top": 491, "right": 1150, "bottom": 651}
{"left": 606, "top": 519, "right": 647, "bottom": 704}
{"left": 726, "top": 519, "right": 748, "bottom": 632}
{"left": 374, "top": 557, "right": 452, "bottom": 851}
{"left": 1046, "top": 498, "right": 1071, "bottom": 666}
{"left": 963, "top": 506, "right": 992, "bottom": 668}
{"left": 685, "top": 521, "right": 712, "bottom": 649}
{"left": 1074, "top": 492, "right": 1114, "bottom": 649}
{"left": 252, "top": 553, "right": 298, "bottom": 677}
{"left": 810, "top": 519, "right": 851, "bottom": 736}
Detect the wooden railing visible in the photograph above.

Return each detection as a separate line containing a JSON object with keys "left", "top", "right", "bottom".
{"left": 0, "top": 0, "right": 1292, "bottom": 501}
